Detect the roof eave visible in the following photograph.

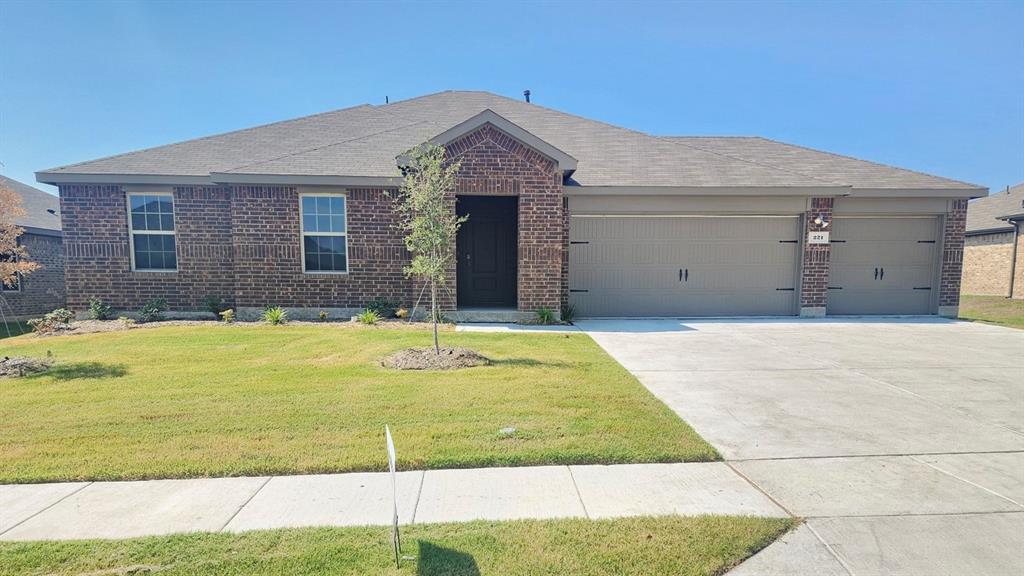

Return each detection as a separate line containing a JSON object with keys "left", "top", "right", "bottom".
{"left": 210, "top": 173, "right": 403, "bottom": 187}
{"left": 562, "top": 185, "right": 851, "bottom": 196}
{"left": 37, "top": 172, "right": 213, "bottom": 186}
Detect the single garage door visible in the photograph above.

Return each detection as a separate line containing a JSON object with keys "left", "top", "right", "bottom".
{"left": 569, "top": 216, "right": 800, "bottom": 317}
{"left": 828, "top": 217, "right": 939, "bottom": 315}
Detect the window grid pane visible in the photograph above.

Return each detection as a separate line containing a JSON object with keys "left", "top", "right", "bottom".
{"left": 129, "top": 195, "right": 175, "bottom": 232}
{"left": 132, "top": 234, "right": 177, "bottom": 271}
{"left": 303, "top": 235, "right": 347, "bottom": 272}
{"left": 300, "top": 195, "right": 346, "bottom": 233}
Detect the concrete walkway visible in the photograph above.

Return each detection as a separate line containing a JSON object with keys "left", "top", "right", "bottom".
{"left": 578, "top": 318, "right": 1024, "bottom": 576}
{"left": 0, "top": 462, "right": 786, "bottom": 541}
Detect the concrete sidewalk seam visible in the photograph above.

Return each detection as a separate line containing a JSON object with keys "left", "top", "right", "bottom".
{"left": 723, "top": 462, "right": 796, "bottom": 518}
{"left": 0, "top": 481, "right": 92, "bottom": 537}
{"left": 804, "top": 521, "right": 857, "bottom": 576}
{"left": 803, "top": 510, "right": 1024, "bottom": 520}
{"left": 409, "top": 470, "right": 426, "bottom": 524}
{"left": 218, "top": 476, "right": 272, "bottom": 532}
{"left": 727, "top": 449, "right": 1024, "bottom": 463}
{"left": 566, "top": 466, "right": 591, "bottom": 519}
{"left": 914, "top": 456, "right": 1024, "bottom": 509}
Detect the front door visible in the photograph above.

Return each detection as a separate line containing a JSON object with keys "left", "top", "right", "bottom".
{"left": 456, "top": 196, "right": 518, "bottom": 307}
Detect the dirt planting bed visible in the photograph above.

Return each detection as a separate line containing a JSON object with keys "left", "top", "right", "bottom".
{"left": 382, "top": 347, "right": 490, "bottom": 370}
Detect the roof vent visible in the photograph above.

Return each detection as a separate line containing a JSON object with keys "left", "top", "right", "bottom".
{"left": 523, "top": 90, "right": 531, "bottom": 103}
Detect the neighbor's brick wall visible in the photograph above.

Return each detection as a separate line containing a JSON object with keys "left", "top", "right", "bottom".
{"left": 232, "top": 186, "right": 411, "bottom": 309}
{"left": 2, "top": 232, "right": 65, "bottom": 317}
{"left": 799, "top": 197, "right": 833, "bottom": 310}
{"left": 447, "top": 124, "right": 564, "bottom": 312}
{"left": 938, "top": 199, "right": 968, "bottom": 308}
{"left": 961, "top": 232, "right": 1014, "bottom": 296}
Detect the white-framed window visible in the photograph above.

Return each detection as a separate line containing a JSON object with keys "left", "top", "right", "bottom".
{"left": 127, "top": 192, "right": 177, "bottom": 272}
{"left": 300, "top": 193, "right": 348, "bottom": 273}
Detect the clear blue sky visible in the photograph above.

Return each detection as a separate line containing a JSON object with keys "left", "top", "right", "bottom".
{"left": 2, "top": 1, "right": 1021, "bottom": 196}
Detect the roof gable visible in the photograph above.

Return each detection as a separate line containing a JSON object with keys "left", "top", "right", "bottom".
{"left": 966, "top": 183, "right": 1024, "bottom": 235}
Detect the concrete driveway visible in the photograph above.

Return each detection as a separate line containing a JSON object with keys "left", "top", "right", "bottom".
{"left": 578, "top": 318, "right": 1024, "bottom": 576}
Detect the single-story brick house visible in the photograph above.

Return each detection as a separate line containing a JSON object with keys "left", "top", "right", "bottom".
{"left": 962, "top": 183, "right": 1023, "bottom": 298}
{"left": 1, "top": 175, "right": 65, "bottom": 318}
{"left": 37, "top": 91, "right": 985, "bottom": 320}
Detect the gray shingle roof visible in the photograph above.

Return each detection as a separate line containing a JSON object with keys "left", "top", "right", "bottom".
{"left": 966, "top": 183, "right": 1024, "bottom": 235}
{"left": 1, "top": 175, "right": 61, "bottom": 232}
{"left": 39, "top": 90, "right": 984, "bottom": 191}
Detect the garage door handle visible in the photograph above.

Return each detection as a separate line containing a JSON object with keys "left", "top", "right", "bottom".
{"left": 679, "top": 269, "right": 682, "bottom": 282}
{"left": 880, "top": 267, "right": 884, "bottom": 280}
{"left": 874, "top": 267, "right": 879, "bottom": 280}
{"left": 685, "top": 268, "right": 689, "bottom": 282}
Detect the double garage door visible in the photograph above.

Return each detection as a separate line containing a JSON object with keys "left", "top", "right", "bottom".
{"left": 569, "top": 215, "right": 940, "bottom": 317}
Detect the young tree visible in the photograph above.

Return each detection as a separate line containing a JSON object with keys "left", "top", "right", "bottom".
{"left": 395, "top": 143, "right": 465, "bottom": 354}
{"left": 0, "top": 185, "right": 40, "bottom": 290}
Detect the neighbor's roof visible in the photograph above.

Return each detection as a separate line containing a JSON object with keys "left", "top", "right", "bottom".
{"left": 966, "top": 183, "right": 1024, "bottom": 235}
{"left": 0, "top": 175, "right": 61, "bottom": 233}
{"left": 38, "top": 90, "right": 984, "bottom": 193}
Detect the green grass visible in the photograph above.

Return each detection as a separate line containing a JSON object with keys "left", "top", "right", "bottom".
{"left": 0, "top": 516, "right": 796, "bottom": 576}
{"left": 959, "top": 294, "right": 1024, "bottom": 329}
{"left": 0, "top": 320, "right": 30, "bottom": 340}
{"left": 0, "top": 324, "right": 716, "bottom": 483}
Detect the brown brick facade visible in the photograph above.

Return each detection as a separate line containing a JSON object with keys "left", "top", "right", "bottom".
{"left": 1, "top": 232, "right": 65, "bottom": 318}
{"left": 799, "top": 197, "right": 833, "bottom": 315}
{"left": 938, "top": 199, "right": 968, "bottom": 311}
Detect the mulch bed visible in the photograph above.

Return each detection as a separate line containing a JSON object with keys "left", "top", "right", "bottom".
{"left": 382, "top": 347, "right": 490, "bottom": 370}
{"left": 0, "top": 356, "right": 52, "bottom": 378}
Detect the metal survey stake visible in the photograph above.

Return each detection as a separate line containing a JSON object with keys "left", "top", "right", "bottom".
{"left": 385, "top": 425, "right": 401, "bottom": 568}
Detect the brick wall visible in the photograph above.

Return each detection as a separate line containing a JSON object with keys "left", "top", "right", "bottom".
{"left": 938, "top": 199, "right": 968, "bottom": 310}
{"left": 447, "top": 124, "right": 564, "bottom": 313}
{"left": 961, "top": 232, "right": 1013, "bottom": 296}
{"left": 1, "top": 232, "right": 65, "bottom": 318}
{"left": 799, "top": 197, "right": 833, "bottom": 314}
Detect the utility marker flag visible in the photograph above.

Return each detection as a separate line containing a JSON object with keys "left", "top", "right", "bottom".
{"left": 385, "top": 425, "right": 402, "bottom": 567}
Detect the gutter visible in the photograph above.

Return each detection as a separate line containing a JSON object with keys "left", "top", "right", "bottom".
{"left": 1008, "top": 219, "right": 1021, "bottom": 299}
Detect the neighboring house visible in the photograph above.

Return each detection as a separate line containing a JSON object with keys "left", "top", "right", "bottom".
{"left": 1, "top": 175, "right": 65, "bottom": 318}
{"left": 36, "top": 91, "right": 984, "bottom": 320}
{"left": 962, "top": 183, "right": 1024, "bottom": 298}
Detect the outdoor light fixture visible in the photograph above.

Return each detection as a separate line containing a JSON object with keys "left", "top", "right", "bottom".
{"left": 813, "top": 214, "right": 830, "bottom": 228}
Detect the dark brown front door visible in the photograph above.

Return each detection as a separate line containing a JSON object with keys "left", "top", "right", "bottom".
{"left": 456, "top": 196, "right": 517, "bottom": 308}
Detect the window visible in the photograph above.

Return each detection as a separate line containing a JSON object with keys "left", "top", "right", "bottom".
{"left": 300, "top": 194, "right": 347, "bottom": 273}
{"left": 128, "top": 193, "right": 177, "bottom": 271}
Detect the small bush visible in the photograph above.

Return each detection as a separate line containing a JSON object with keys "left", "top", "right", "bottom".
{"left": 118, "top": 316, "right": 136, "bottom": 329}
{"left": 88, "top": 298, "right": 112, "bottom": 321}
{"left": 139, "top": 299, "right": 167, "bottom": 323}
{"left": 536, "top": 307, "right": 557, "bottom": 325}
{"left": 318, "top": 310, "right": 330, "bottom": 322}
{"left": 262, "top": 306, "right": 287, "bottom": 325}
{"left": 219, "top": 309, "right": 235, "bottom": 323}
{"left": 202, "top": 295, "right": 226, "bottom": 318}
{"left": 395, "top": 307, "right": 409, "bottom": 319}
{"left": 27, "top": 308, "right": 75, "bottom": 333}
{"left": 560, "top": 303, "right": 576, "bottom": 324}
{"left": 366, "top": 297, "right": 400, "bottom": 318}
{"left": 356, "top": 309, "right": 382, "bottom": 325}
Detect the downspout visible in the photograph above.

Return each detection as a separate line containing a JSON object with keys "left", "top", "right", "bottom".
{"left": 1008, "top": 219, "right": 1020, "bottom": 299}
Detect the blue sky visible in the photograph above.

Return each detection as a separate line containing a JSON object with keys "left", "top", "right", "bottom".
{"left": 2, "top": 1, "right": 1021, "bottom": 195}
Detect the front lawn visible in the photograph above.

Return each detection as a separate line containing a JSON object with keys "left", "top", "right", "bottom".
{"left": 0, "top": 320, "right": 30, "bottom": 340}
{"left": 0, "top": 516, "right": 795, "bottom": 576}
{"left": 0, "top": 324, "right": 716, "bottom": 483}
{"left": 959, "top": 294, "right": 1024, "bottom": 329}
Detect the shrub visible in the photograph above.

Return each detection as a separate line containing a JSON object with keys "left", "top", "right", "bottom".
{"left": 366, "top": 296, "right": 400, "bottom": 318}
{"left": 536, "top": 307, "right": 557, "bottom": 325}
{"left": 395, "top": 307, "right": 409, "bottom": 319}
{"left": 27, "top": 308, "right": 75, "bottom": 333}
{"left": 262, "top": 306, "right": 287, "bottom": 325}
{"left": 118, "top": 316, "right": 136, "bottom": 329}
{"left": 202, "top": 296, "right": 226, "bottom": 318}
{"left": 88, "top": 298, "right": 112, "bottom": 321}
{"left": 560, "top": 303, "right": 576, "bottom": 324}
{"left": 139, "top": 298, "right": 167, "bottom": 323}
{"left": 219, "top": 309, "right": 235, "bottom": 323}
{"left": 318, "top": 310, "right": 330, "bottom": 322}
{"left": 356, "top": 309, "right": 382, "bottom": 325}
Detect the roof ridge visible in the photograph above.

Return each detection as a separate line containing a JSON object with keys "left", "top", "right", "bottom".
{"left": 751, "top": 136, "right": 985, "bottom": 189}
{"left": 40, "top": 103, "right": 376, "bottom": 174}
{"left": 224, "top": 120, "right": 434, "bottom": 173}
{"left": 660, "top": 136, "right": 843, "bottom": 187}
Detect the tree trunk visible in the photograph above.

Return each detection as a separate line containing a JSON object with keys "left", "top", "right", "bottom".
{"left": 431, "top": 280, "right": 440, "bottom": 355}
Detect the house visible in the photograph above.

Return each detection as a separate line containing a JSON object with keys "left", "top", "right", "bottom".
{"left": 962, "top": 183, "right": 1024, "bottom": 298}
{"left": 36, "top": 91, "right": 985, "bottom": 320}
{"left": 1, "top": 175, "right": 65, "bottom": 318}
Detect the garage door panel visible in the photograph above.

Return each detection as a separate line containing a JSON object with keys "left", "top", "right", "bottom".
{"left": 828, "top": 217, "right": 938, "bottom": 315}
{"left": 569, "top": 216, "right": 799, "bottom": 317}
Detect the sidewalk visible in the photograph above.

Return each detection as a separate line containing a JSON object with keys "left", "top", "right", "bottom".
{"left": 0, "top": 462, "right": 786, "bottom": 541}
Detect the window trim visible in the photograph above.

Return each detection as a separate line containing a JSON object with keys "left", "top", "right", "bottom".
{"left": 126, "top": 191, "right": 178, "bottom": 273}
{"left": 299, "top": 192, "right": 349, "bottom": 275}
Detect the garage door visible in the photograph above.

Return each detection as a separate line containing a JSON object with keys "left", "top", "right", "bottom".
{"left": 828, "top": 217, "right": 939, "bottom": 315}
{"left": 569, "top": 216, "right": 800, "bottom": 317}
